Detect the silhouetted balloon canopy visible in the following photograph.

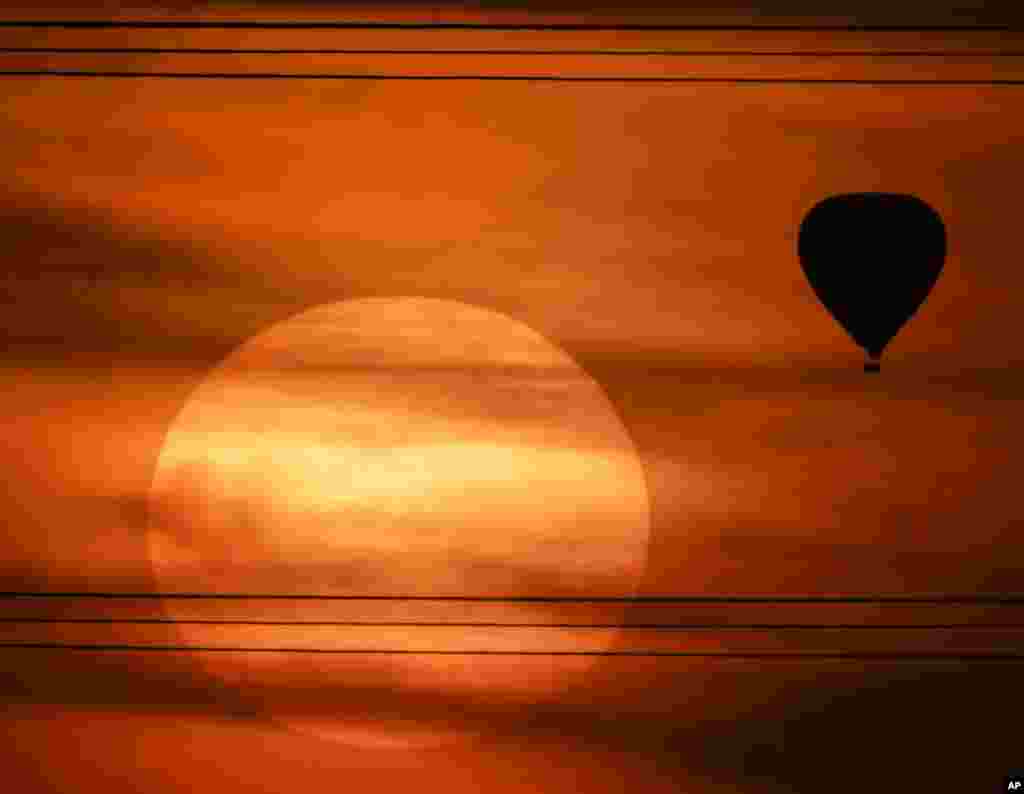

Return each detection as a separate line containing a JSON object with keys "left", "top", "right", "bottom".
{"left": 798, "top": 193, "right": 946, "bottom": 370}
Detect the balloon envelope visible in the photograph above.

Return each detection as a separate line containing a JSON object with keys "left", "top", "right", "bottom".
{"left": 798, "top": 193, "right": 946, "bottom": 361}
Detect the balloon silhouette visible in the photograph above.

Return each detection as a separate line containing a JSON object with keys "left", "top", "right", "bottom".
{"left": 798, "top": 193, "right": 946, "bottom": 372}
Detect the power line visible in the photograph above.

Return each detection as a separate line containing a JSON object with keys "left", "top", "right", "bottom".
{"left": 4, "top": 618, "right": 1022, "bottom": 628}
{"left": 2, "top": 48, "right": 1023, "bottom": 56}
{"left": 0, "top": 71, "right": 1022, "bottom": 83}
{"left": 0, "top": 22, "right": 1018, "bottom": 31}
{"left": 3, "top": 643, "right": 1024, "bottom": 659}
{"left": 3, "top": 593, "right": 1023, "bottom": 603}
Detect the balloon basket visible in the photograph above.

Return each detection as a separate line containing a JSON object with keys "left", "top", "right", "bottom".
{"left": 863, "top": 361, "right": 881, "bottom": 373}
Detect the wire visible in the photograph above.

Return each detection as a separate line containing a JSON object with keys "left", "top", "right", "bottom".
{"left": 3, "top": 593, "right": 1023, "bottom": 602}
{"left": 3, "top": 643, "right": 1023, "bottom": 658}
{"left": 0, "top": 71, "right": 1022, "bottom": 83}
{"left": 0, "top": 22, "right": 1018, "bottom": 31}
{"left": 2, "top": 48, "right": 1023, "bottom": 56}
{"left": 3, "top": 619, "right": 1022, "bottom": 628}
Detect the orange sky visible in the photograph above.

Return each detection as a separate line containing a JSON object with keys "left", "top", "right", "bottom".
{"left": 2, "top": 6, "right": 1023, "bottom": 794}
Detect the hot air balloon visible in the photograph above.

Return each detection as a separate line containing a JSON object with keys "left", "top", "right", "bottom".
{"left": 798, "top": 193, "right": 946, "bottom": 372}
